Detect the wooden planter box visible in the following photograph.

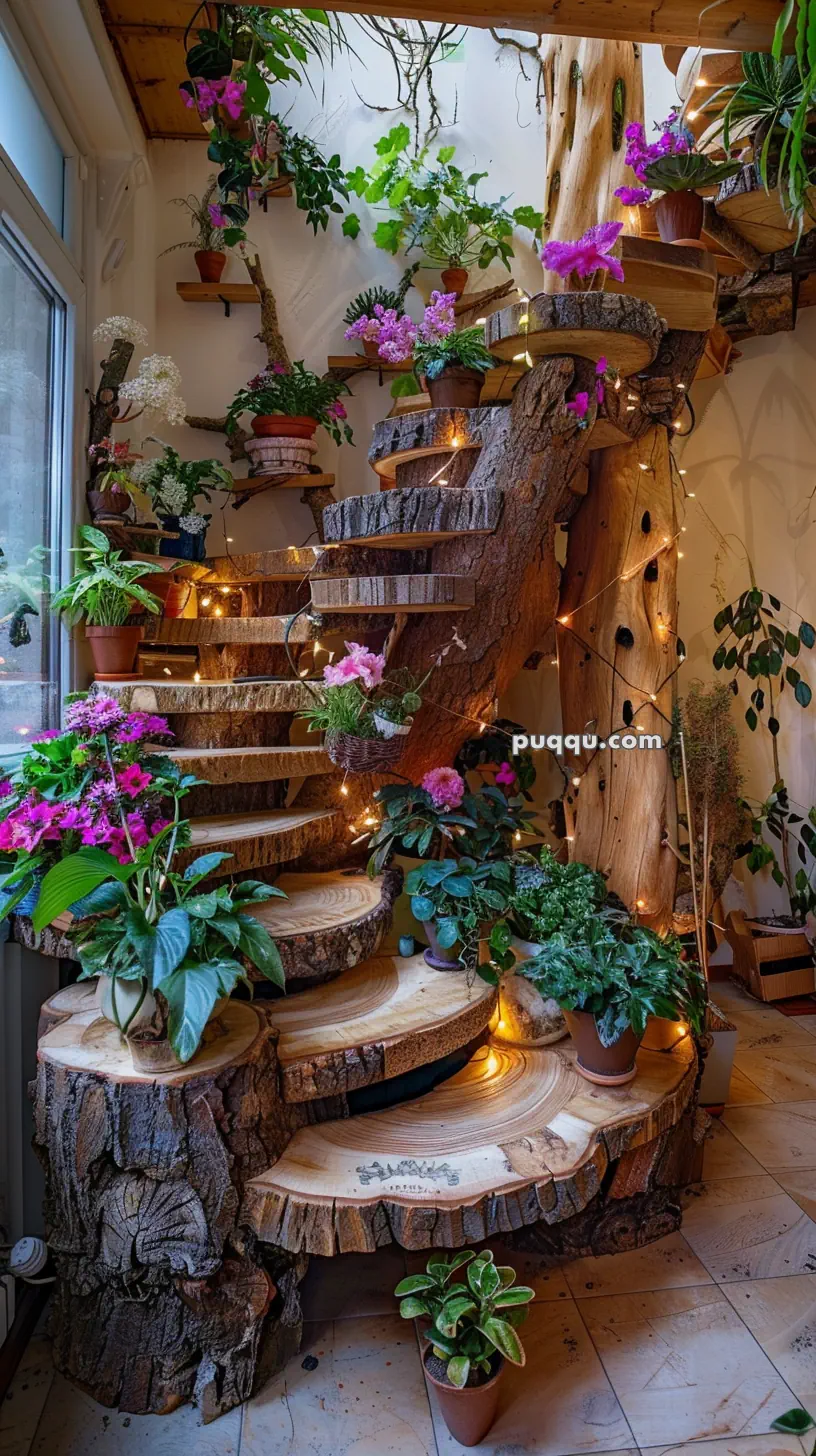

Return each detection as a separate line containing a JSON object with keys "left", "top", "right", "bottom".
{"left": 725, "top": 909, "right": 816, "bottom": 1002}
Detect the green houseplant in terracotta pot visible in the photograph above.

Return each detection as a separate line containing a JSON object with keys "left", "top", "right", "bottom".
{"left": 51, "top": 526, "right": 164, "bottom": 679}
{"left": 225, "top": 361, "right": 353, "bottom": 477}
{"left": 160, "top": 176, "right": 230, "bottom": 283}
{"left": 409, "top": 324, "right": 496, "bottom": 409}
{"left": 519, "top": 917, "right": 707, "bottom": 1085}
{"left": 395, "top": 1248, "right": 534, "bottom": 1446}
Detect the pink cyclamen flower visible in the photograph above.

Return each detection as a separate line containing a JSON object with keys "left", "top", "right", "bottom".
{"left": 615, "top": 185, "right": 653, "bottom": 207}
{"left": 421, "top": 766, "right": 466, "bottom": 811}
{"left": 209, "top": 203, "right": 230, "bottom": 230}
{"left": 542, "top": 222, "right": 624, "bottom": 283}
{"left": 116, "top": 763, "right": 153, "bottom": 799}
{"left": 566, "top": 391, "right": 590, "bottom": 421}
{"left": 495, "top": 761, "right": 517, "bottom": 788}
{"left": 327, "top": 401, "right": 347, "bottom": 421}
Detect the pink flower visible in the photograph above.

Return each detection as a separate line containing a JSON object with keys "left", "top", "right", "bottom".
{"left": 615, "top": 185, "right": 652, "bottom": 206}
{"left": 324, "top": 643, "right": 385, "bottom": 691}
{"left": 126, "top": 812, "right": 151, "bottom": 849}
{"left": 209, "top": 203, "right": 229, "bottom": 230}
{"left": 595, "top": 357, "right": 607, "bottom": 375}
{"left": 495, "top": 762, "right": 517, "bottom": 788}
{"left": 58, "top": 805, "right": 89, "bottom": 832}
{"left": 32, "top": 728, "right": 61, "bottom": 742}
{"left": 149, "top": 818, "right": 172, "bottom": 836}
{"left": 0, "top": 780, "right": 13, "bottom": 799}
{"left": 116, "top": 763, "right": 153, "bottom": 799}
{"left": 421, "top": 766, "right": 466, "bottom": 811}
{"left": 541, "top": 222, "right": 624, "bottom": 283}
{"left": 220, "top": 78, "right": 246, "bottom": 121}
{"left": 566, "top": 391, "right": 590, "bottom": 421}
{"left": 327, "top": 400, "right": 347, "bottom": 421}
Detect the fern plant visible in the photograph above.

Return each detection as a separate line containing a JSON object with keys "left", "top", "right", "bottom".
{"left": 160, "top": 177, "right": 226, "bottom": 254}
{"left": 343, "top": 263, "right": 419, "bottom": 325}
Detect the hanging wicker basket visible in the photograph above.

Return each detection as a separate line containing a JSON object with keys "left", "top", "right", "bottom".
{"left": 325, "top": 731, "right": 406, "bottom": 773}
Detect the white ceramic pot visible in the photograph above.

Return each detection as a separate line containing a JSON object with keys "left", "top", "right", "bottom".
{"left": 98, "top": 975, "right": 162, "bottom": 1037}
{"left": 492, "top": 936, "right": 567, "bottom": 1047}
{"left": 373, "top": 713, "right": 413, "bottom": 740}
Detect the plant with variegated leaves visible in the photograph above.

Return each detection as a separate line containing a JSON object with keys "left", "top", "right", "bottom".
{"left": 394, "top": 1249, "right": 534, "bottom": 1389}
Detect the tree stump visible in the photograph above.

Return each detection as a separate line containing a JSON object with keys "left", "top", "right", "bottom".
{"left": 32, "top": 991, "right": 309, "bottom": 1421}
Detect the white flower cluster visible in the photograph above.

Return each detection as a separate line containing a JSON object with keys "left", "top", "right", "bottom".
{"left": 93, "top": 316, "right": 148, "bottom": 347}
{"left": 178, "top": 513, "right": 207, "bottom": 535}
{"left": 123, "top": 355, "right": 187, "bottom": 427}
{"left": 127, "top": 459, "right": 160, "bottom": 485}
{"left": 157, "top": 475, "right": 188, "bottom": 515}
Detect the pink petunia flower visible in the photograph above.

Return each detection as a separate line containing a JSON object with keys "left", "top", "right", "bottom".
{"left": 421, "top": 766, "right": 466, "bottom": 811}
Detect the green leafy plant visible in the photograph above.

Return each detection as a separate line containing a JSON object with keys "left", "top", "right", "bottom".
{"left": 392, "top": 325, "right": 496, "bottom": 400}
{"left": 51, "top": 526, "right": 164, "bottom": 627}
{"left": 395, "top": 1249, "right": 534, "bottom": 1388}
{"left": 643, "top": 152, "right": 741, "bottom": 193}
{"left": 735, "top": 780, "right": 816, "bottom": 920}
{"left": 225, "top": 360, "right": 353, "bottom": 446}
{"left": 406, "top": 855, "right": 512, "bottom": 963}
{"left": 505, "top": 846, "right": 612, "bottom": 943}
{"left": 345, "top": 126, "right": 543, "bottom": 269}
{"left": 343, "top": 263, "right": 419, "bottom": 326}
{"left": 367, "top": 779, "right": 535, "bottom": 876}
{"left": 301, "top": 680, "right": 379, "bottom": 739}
{"left": 519, "top": 918, "right": 707, "bottom": 1048}
{"left": 769, "top": 1, "right": 816, "bottom": 232}
{"left": 32, "top": 830, "right": 286, "bottom": 1063}
{"left": 160, "top": 176, "right": 227, "bottom": 254}
{"left": 703, "top": 54, "right": 808, "bottom": 184}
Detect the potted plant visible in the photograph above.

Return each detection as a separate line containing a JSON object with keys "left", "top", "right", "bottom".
{"left": 614, "top": 112, "right": 740, "bottom": 244}
{"left": 0, "top": 695, "right": 177, "bottom": 922}
{"left": 298, "top": 643, "right": 418, "bottom": 773}
{"left": 129, "top": 442, "right": 233, "bottom": 562}
{"left": 406, "top": 854, "right": 512, "bottom": 970}
{"left": 32, "top": 829, "right": 286, "bottom": 1071}
{"left": 86, "top": 436, "right": 152, "bottom": 522}
{"left": 519, "top": 918, "right": 707, "bottom": 1084}
{"left": 401, "top": 324, "right": 496, "bottom": 408}
{"left": 51, "top": 527, "right": 165, "bottom": 679}
{"left": 541, "top": 221, "right": 626, "bottom": 291}
{"left": 395, "top": 1248, "right": 534, "bottom": 1447}
{"left": 367, "top": 766, "right": 536, "bottom": 876}
{"left": 343, "top": 264, "right": 420, "bottom": 358}
{"left": 160, "top": 176, "right": 231, "bottom": 283}
{"left": 225, "top": 361, "right": 353, "bottom": 477}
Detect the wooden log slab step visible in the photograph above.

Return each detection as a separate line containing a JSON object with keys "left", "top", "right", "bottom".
{"left": 94, "top": 679, "right": 315, "bottom": 715}
{"left": 163, "top": 744, "right": 333, "bottom": 784}
{"left": 367, "top": 407, "right": 500, "bottom": 481}
{"left": 248, "top": 869, "right": 402, "bottom": 984}
{"left": 243, "top": 1030, "right": 697, "bottom": 1255}
{"left": 271, "top": 953, "right": 497, "bottom": 1103}
{"left": 310, "top": 574, "right": 475, "bottom": 614}
{"left": 177, "top": 808, "right": 342, "bottom": 875}
{"left": 145, "top": 615, "right": 321, "bottom": 646}
{"left": 322, "top": 485, "right": 503, "bottom": 549}
{"left": 197, "top": 547, "right": 324, "bottom": 583}
{"left": 486, "top": 292, "right": 665, "bottom": 377}
{"left": 604, "top": 236, "right": 719, "bottom": 333}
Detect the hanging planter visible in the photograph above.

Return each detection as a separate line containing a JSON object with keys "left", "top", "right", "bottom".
{"left": 372, "top": 711, "right": 413, "bottom": 740}
{"left": 325, "top": 731, "right": 405, "bottom": 774}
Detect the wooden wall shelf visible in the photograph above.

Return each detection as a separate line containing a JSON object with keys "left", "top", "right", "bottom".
{"left": 327, "top": 357, "right": 525, "bottom": 404}
{"left": 176, "top": 282, "right": 260, "bottom": 316}
{"left": 606, "top": 236, "right": 719, "bottom": 333}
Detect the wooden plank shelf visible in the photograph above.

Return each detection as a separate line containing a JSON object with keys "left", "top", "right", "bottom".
{"left": 605, "top": 235, "right": 719, "bottom": 332}
{"left": 95, "top": 678, "right": 316, "bottom": 715}
{"left": 323, "top": 484, "right": 503, "bottom": 549}
{"left": 176, "top": 282, "right": 260, "bottom": 318}
{"left": 327, "top": 357, "right": 526, "bottom": 404}
{"left": 486, "top": 292, "right": 665, "bottom": 377}
{"left": 243, "top": 1031, "right": 698, "bottom": 1255}
{"left": 163, "top": 744, "right": 333, "bottom": 784}
{"left": 177, "top": 808, "right": 341, "bottom": 875}
{"left": 310, "top": 574, "right": 475, "bottom": 613}
{"left": 269, "top": 953, "right": 497, "bottom": 1104}
{"left": 249, "top": 869, "right": 403, "bottom": 985}
{"left": 228, "top": 472, "right": 336, "bottom": 507}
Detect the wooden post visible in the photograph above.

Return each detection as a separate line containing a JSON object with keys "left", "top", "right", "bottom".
{"left": 558, "top": 425, "right": 679, "bottom": 928}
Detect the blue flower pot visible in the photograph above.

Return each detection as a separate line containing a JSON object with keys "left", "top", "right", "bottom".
{"left": 0, "top": 871, "right": 43, "bottom": 919}
{"left": 158, "top": 515, "right": 207, "bottom": 562}
{"left": 69, "top": 892, "right": 97, "bottom": 920}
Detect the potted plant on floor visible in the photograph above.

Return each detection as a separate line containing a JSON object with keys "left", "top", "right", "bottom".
{"left": 51, "top": 527, "right": 164, "bottom": 680}
{"left": 343, "top": 264, "right": 420, "bottom": 358}
{"left": 160, "top": 176, "right": 231, "bottom": 283}
{"left": 614, "top": 112, "right": 739, "bottom": 244}
{"left": 225, "top": 361, "right": 353, "bottom": 477}
{"left": 395, "top": 1248, "right": 534, "bottom": 1447}
{"left": 519, "top": 917, "right": 707, "bottom": 1084}
{"left": 130, "top": 442, "right": 234, "bottom": 562}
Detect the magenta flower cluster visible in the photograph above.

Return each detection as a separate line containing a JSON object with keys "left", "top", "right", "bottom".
{"left": 64, "top": 696, "right": 170, "bottom": 744}
{"left": 614, "top": 112, "right": 690, "bottom": 206}
{"left": 541, "top": 222, "right": 624, "bottom": 283}
{"left": 324, "top": 643, "right": 385, "bottom": 690}
{"left": 344, "top": 292, "right": 456, "bottom": 365}
{"left": 421, "top": 766, "right": 466, "bottom": 811}
{"left": 180, "top": 76, "right": 246, "bottom": 122}
{"left": 0, "top": 796, "right": 171, "bottom": 862}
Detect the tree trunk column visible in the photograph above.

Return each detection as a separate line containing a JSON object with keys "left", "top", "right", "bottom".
{"left": 558, "top": 425, "right": 679, "bottom": 928}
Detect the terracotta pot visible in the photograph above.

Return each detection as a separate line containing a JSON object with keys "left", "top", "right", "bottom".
{"left": 427, "top": 366, "right": 484, "bottom": 410}
{"left": 135, "top": 572, "right": 193, "bottom": 619}
{"left": 654, "top": 190, "right": 704, "bottom": 244}
{"left": 424, "top": 1352, "right": 504, "bottom": 1447}
{"left": 440, "top": 266, "right": 469, "bottom": 300}
{"left": 251, "top": 414, "right": 318, "bottom": 439}
{"left": 563, "top": 1008, "right": 642, "bottom": 1085}
{"left": 362, "top": 338, "right": 380, "bottom": 360}
{"left": 87, "top": 487, "right": 130, "bottom": 520}
{"left": 85, "top": 624, "right": 143, "bottom": 678}
{"left": 195, "top": 249, "right": 227, "bottom": 284}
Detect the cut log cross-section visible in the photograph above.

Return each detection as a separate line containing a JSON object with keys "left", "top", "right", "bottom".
{"left": 368, "top": 407, "right": 500, "bottom": 489}
{"left": 486, "top": 292, "right": 665, "bottom": 376}
{"left": 247, "top": 869, "right": 403, "bottom": 985}
{"left": 178, "top": 809, "right": 342, "bottom": 875}
{"left": 310, "top": 574, "right": 476, "bottom": 614}
{"left": 323, "top": 484, "right": 504, "bottom": 549}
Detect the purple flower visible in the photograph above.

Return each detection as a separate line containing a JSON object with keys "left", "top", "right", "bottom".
{"left": 116, "top": 764, "right": 153, "bottom": 799}
{"left": 327, "top": 401, "right": 347, "bottom": 421}
{"left": 421, "top": 766, "right": 466, "bottom": 811}
{"left": 220, "top": 78, "right": 246, "bottom": 121}
{"left": 566, "top": 391, "right": 590, "bottom": 421}
{"left": 419, "top": 291, "right": 456, "bottom": 344}
{"left": 32, "top": 728, "right": 61, "bottom": 742}
{"left": 0, "top": 780, "right": 13, "bottom": 800}
{"left": 65, "top": 697, "right": 125, "bottom": 736}
{"left": 495, "top": 762, "right": 517, "bottom": 788}
{"left": 208, "top": 203, "right": 229, "bottom": 231}
{"left": 541, "top": 222, "right": 624, "bottom": 283}
{"left": 615, "top": 185, "right": 653, "bottom": 206}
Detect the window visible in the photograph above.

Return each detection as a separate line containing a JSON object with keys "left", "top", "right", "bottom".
{"left": 0, "top": 27, "right": 64, "bottom": 235}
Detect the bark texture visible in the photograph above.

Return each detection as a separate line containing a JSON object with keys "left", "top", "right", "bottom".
{"left": 323, "top": 484, "right": 503, "bottom": 546}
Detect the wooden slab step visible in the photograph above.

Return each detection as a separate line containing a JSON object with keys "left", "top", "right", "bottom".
{"left": 145, "top": 616, "right": 321, "bottom": 646}
{"left": 715, "top": 165, "right": 812, "bottom": 254}
{"left": 94, "top": 680, "right": 315, "bottom": 715}
{"left": 271, "top": 953, "right": 496, "bottom": 1103}
{"left": 197, "top": 547, "right": 324, "bottom": 583}
{"left": 323, "top": 485, "right": 503, "bottom": 549}
{"left": 163, "top": 745, "right": 332, "bottom": 784}
{"left": 243, "top": 1032, "right": 697, "bottom": 1255}
{"left": 248, "top": 869, "right": 402, "bottom": 984}
{"left": 368, "top": 407, "right": 500, "bottom": 482}
{"left": 310, "top": 575, "right": 475, "bottom": 614}
{"left": 486, "top": 292, "right": 665, "bottom": 377}
{"left": 604, "top": 236, "right": 719, "bottom": 333}
{"left": 177, "top": 808, "right": 341, "bottom": 875}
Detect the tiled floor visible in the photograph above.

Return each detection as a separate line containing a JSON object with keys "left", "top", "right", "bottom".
{"left": 6, "top": 978, "right": 816, "bottom": 1455}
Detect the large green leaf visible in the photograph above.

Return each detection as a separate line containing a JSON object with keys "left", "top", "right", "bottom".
{"left": 33, "top": 849, "right": 133, "bottom": 931}
{"left": 446, "top": 1356, "right": 470, "bottom": 1388}
{"left": 152, "top": 908, "right": 192, "bottom": 986}
{"left": 493, "top": 1285, "right": 535, "bottom": 1307}
{"left": 772, "top": 1410, "right": 816, "bottom": 1435}
{"left": 479, "top": 1315, "right": 525, "bottom": 1365}
{"left": 183, "top": 851, "right": 233, "bottom": 882}
{"left": 398, "top": 1296, "right": 430, "bottom": 1319}
{"left": 237, "top": 915, "right": 285, "bottom": 987}
{"left": 394, "top": 1274, "right": 438, "bottom": 1295}
{"left": 160, "top": 963, "right": 222, "bottom": 1063}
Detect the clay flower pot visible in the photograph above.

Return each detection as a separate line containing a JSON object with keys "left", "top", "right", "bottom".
{"left": 134, "top": 572, "right": 193, "bottom": 619}
{"left": 361, "top": 338, "right": 380, "bottom": 360}
{"left": 251, "top": 414, "right": 318, "bottom": 439}
{"left": 654, "top": 190, "right": 704, "bottom": 245}
{"left": 87, "top": 486, "right": 131, "bottom": 521}
{"left": 440, "top": 266, "right": 469, "bottom": 299}
{"left": 424, "top": 1351, "right": 504, "bottom": 1447}
{"left": 85, "top": 624, "right": 143, "bottom": 680}
{"left": 195, "top": 249, "right": 227, "bottom": 283}
{"left": 426, "top": 366, "right": 484, "bottom": 410}
{"left": 563, "top": 1008, "right": 642, "bottom": 1085}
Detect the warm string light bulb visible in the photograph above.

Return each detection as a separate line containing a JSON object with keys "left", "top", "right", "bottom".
{"left": 193, "top": 671, "right": 201, "bottom": 683}
{"left": 201, "top": 596, "right": 212, "bottom": 607}
{"left": 214, "top": 606, "right": 223, "bottom": 617}
{"left": 340, "top": 782, "right": 349, "bottom": 796}
{"left": 558, "top": 614, "right": 571, "bottom": 626}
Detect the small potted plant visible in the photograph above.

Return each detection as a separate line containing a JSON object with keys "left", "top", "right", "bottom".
{"left": 614, "top": 113, "right": 740, "bottom": 244}
{"left": 160, "top": 176, "right": 231, "bottom": 283}
{"left": 51, "top": 527, "right": 165, "bottom": 679}
{"left": 407, "top": 854, "right": 512, "bottom": 970}
{"left": 299, "top": 643, "right": 408, "bottom": 772}
{"left": 130, "top": 443, "right": 233, "bottom": 562}
{"left": 343, "top": 264, "right": 420, "bottom": 358}
{"left": 519, "top": 917, "right": 707, "bottom": 1084}
{"left": 403, "top": 324, "right": 496, "bottom": 408}
{"left": 225, "top": 361, "right": 353, "bottom": 477}
{"left": 86, "top": 437, "right": 153, "bottom": 521}
{"left": 395, "top": 1248, "right": 534, "bottom": 1446}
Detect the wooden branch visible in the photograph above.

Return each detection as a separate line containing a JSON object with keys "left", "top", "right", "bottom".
{"left": 242, "top": 252, "right": 290, "bottom": 370}
{"left": 89, "top": 339, "right": 135, "bottom": 457}
{"left": 702, "top": 200, "right": 766, "bottom": 272}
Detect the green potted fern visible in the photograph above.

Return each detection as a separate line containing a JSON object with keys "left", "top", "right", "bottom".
{"left": 160, "top": 176, "right": 229, "bottom": 283}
